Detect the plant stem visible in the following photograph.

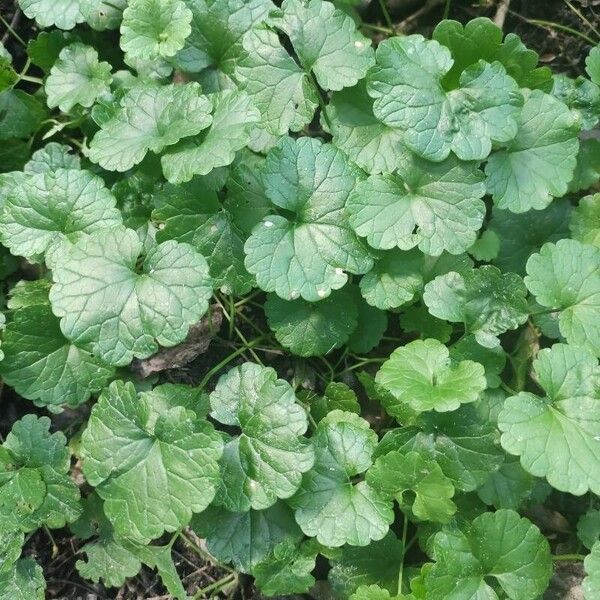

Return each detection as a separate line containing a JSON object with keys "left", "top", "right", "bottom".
{"left": 192, "top": 573, "right": 237, "bottom": 599}
{"left": 377, "top": 0, "right": 395, "bottom": 32}
{"left": 397, "top": 513, "right": 409, "bottom": 595}
{"left": 509, "top": 11, "right": 597, "bottom": 45}
{"left": 361, "top": 22, "right": 395, "bottom": 35}
{"left": 552, "top": 554, "right": 586, "bottom": 561}
{"left": 563, "top": 0, "right": 600, "bottom": 41}
{"left": 179, "top": 531, "right": 234, "bottom": 574}
{"left": 443, "top": 0, "right": 452, "bottom": 20}
{"left": 0, "top": 13, "right": 26, "bottom": 47}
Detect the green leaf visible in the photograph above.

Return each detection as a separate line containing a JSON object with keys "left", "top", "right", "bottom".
{"left": 485, "top": 89, "right": 580, "bottom": 213}
{"left": 18, "top": 0, "right": 83, "bottom": 29}
{"left": 252, "top": 539, "right": 317, "bottom": 595}
{"left": 552, "top": 74, "right": 600, "bottom": 131}
{"left": 328, "top": 531, "right": 404, "bottom": 598}
{"left": 367, "top": 450, "right": 456, "bottom": 523}
{"left": 290, "top": 411, "right": 393, "bottom": 546}
{"left": 0, "top": 168, "right": 122, "bottom": 260}
{"left": 264, "top": 288, "right": 358, "bottom": 357}
{"left": 376, "top": 339, "right": 486, "bottom": 414}
{"left": 0, "top": 559, "right": 45, "bottom": 600}
{"left": 27, "top": 30, "right": 77, "bottom": 71}
{"left": 120, "top": 0, "right": 192, "bottom": 61}
{"left": 326, "top": 82, "right": 406, "bottom": 175}
{"left": 489, "top": 200, "right": 571, "bottom": 275}
{"left": 45, "top": 43, "right": 112, "bottom": 112}
{"left": 0, "top": 528, "right": 23, "bottom": 574}
{"left": 569, "top": 138, "right": 600, "bottom": 193}
{"left": 81, "top": 380, "right": 223, "bottom": 542}
{"left": 49, "top": 227, "right": 213, "bottom": 366}
{"left": 571, "top": 194, "right": 600, "bottom": 248}
{"left": 399, "top": 305, "right": 453, "bottom": 344}
{"left": 244, "top": 137, "right": 373, "bottom": 301}
{"left": 477, "top": 459, "right": 539, "bottom": 510}
{"left": 348, "top": 152, "right": 485, "bottom": 256}
{"left": 0, "top": 301, "right": 114, "bottom": 409}
{"left": 377, "top": 407, "right": 504, "bottom": 492}
{"left": 161, "top": 89, "right": 259, "bottom": 183}
{"left": 584, "top": 541, "right": 600, "bottom": 600}
{"left": 347, "top": 286, "right": 388, "bottom": 354}
{"left": 309, "top": 381, "right": 360, "bottom": 423}
{"left": 587, "top": 45, "right": 600, "bottom": 84}
{"left": 80, "top": 0, "right": 127, "bottom": 30}
{"left": 578, "top": 510, "right": 600, "bottom": 551}
{"left": 275, "top": 0, "right": 374, "bottom": 91}
{"left": 367, "top": 35, "right": 523, "bottom": 161}
{"left": 498, "top": 343, "right": 600, "bottom": 495}
{"left": 432, "top": 18, "right": 552, "bottom": 90}
{"left": 360, "top": 249, "right": 472, "bottom": 311}
{"left": 0, "top": 91, "right": 46, "bottom": 140}
{"left": 468, "top": 230, "right": 500, "bottom": 261}
{"left": 235, "top": 25, "right": 318, "bottom": 151}
{"left": 426, "top": 510, "right": 551, "bottom": 600}
{"left": 525, "top": 239, "right": 600, "bottom": 356}
{"left": 0, "top": 415, "right": 81, "bottom": 532}
{"left": 191, "top": 502, "right": 302, "bottom": 573}
{"left": 450, "top": 334, "right": 506, "bottom": 389}
{"left": 88, "top": 83, "right": 212, "bottom": 172}
{"left": 423, "top": 265, "right": 529, "bottom": 348}
{"left": 24, "top": 142, "right": 81, "bottom": 173}
{"left": 209, "top": 362, "right": 314, "bottom": 511}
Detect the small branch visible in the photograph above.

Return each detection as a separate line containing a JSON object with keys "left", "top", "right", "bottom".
{"left": 552, "top": 554, "right": 586, "bottom": 562}
{"left": 493, "top": 0, "right": 511, "bottom": 29}
{"left": 397, "top": 0, "right": 444, "bottom": 33}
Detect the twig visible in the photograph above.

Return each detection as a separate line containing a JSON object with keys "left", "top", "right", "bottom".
{"left": 493, "top": 0, "right": 511, "bottom": 29}
{"left": 563, "top": 0, "right": 600, "bottom": 41}
{"left": 397, "top": 0, "right": 445, "bottom": 33}
{"left": 508, "top": 10, "right": 597, "bottom": 45}
{"left": 0, "top": 10, "right": 24, "bottom": 47}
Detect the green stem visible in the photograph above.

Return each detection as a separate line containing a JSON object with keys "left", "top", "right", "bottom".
{"left": 397, "top": 513, "right": 409, "bottom": 595}
{"left": 192, "top": 573, "right": 237, "bottom": 599}
{"left": 336, "top": 358, "right": 385, "bottom": 376}
{"left": 443, "top": 0, "right": 452, "bottom": 19}
{"left": 361, "top": 22, "right": 395, "bottom": 35}
{"left": 179, "top": 531, "right": 234, "bottom": 574}
{"left": 500, "top": 381, "right": 518, "bottom": 396}
{"left": 199, "top": 336, "right": 264, "bottom": 388}
{"left": 0, "top": 13, "right": 26, "bottom": 47}
{"left": 308, "top": 71, "right": 332, "bottom": 131}
{"left": 552, "top": 554, "right": 586, "bottom": 561}
{"left": 511, "top": 12, "right": 597, "bottom": 45}
{"left": 563, "top": 0, "right": 600, "bottom": 40}
{"left": 377, "top": 0, "right": 395, "bottom": 32}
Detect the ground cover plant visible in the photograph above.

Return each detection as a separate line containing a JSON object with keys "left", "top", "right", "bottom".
{"left": 0, "top": 0, "right": 600, "bottom": 598}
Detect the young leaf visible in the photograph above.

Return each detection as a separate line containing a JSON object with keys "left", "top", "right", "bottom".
{"left": 81, "top": 381, "right": 223, "bottom": 542}
{"left": 376, "top": 339, "right": 486, "bottom": 414}
{"left": 569, "top": 138, "right": 600, "bottom": 193}
{"left": 367, "top": 450, "right": 456, "bottom": 523}
{"left": 161, "top": 89, "right": 259, "bottom": 183}
{"left": 498, "top": 343, "right": 600, "bottom": 495}
{"left": 45, "top": 43, "right": 112, "bottom": 112}
{"left": 274, "top": 0, "right": 374, "bottom": 91}
{"left": 18, "top": 0, "right": 83, "bottom": 29}
{"left": 348, "top": 152, "right": 485, "bottom": 256}
{"left": 192, "top": 502, "right": 303, "bottom": 573}
{"left": 0, "top": 415, "right": 81, "bottom": 532}
{"left": 209, "top": 362, "right": 314, "bottom": 512}
{"left": 0, "top": 301, "right": 114, "bottom": 409}
{"left": 578, "top": 510, "right": 600, "bottom": 551}
{"left": 0, "top": 168, "right": 122, "bottom": 260}
{"left": 571, "top": 194, "right": 600, "bottom": 248}
{"left": 49, "top": 227, "right": 213, "bottom": 366}
{"left": 289, "top": 411, "right": 394, "bottom": 546}
{"left": 308, "top": 381, "right": 361, "bottom": 423}
{"left": 423, "top": 265, "right": 529, "bottom": 348}
{"left": 264, "top": 288, "right": 358, "bottom": 357}
{"left": 367, "top": 35, "right": 523, "bottom": 161}
{"left": 88, "top": 83, "right": 212, "bottom": 172}
{"left": 24, "top": 142, "right": 81, "bottom": 173}
{"left": 426, "top": 510, "right": 551, "bottom": 599}
{"left": 552, "top": 74, "right": 600, "bottom": 131}
{"left": 525, "top": 239, "right": 600, "bottom": 356}
{"left": 485, "top": 89, "right": 580, "bottom": 213}
{"left": 120, "top": 0, "right": 192, "bottom": 61}
{"left": 244, "top": 137, "right": 373, "bottom": 301}
{"left": 0, "top": 558, "right": 45, "bottom": 600}
{"left": 252, "top": 539, "right": 318, "bottom": 595}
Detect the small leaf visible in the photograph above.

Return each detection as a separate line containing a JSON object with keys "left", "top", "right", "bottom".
{"left": 584, "top": 541, "right": 600, "bottom": 600}
{"left": 578, "top": 510, "right": 600, "bottom": 551}
{"left": 552, "top": 74, "right": 600, "bottom": 131}
{"left": 24, "top": 143, "right": 80, "bottom": 173}
{"left": 81, "top": 381, "right": 223, "bottom": 542}
{"left": 376, "top": 338, "right": 486, "bottom": 414}
{"left": 485, "top": 89, "right": 580, "bottom": 213}
{"left": 209, "top": 362, "right": 314, "bottom": 511}
{"left": 525, "top": 239, "right": 600, "bottom": 356}
{"left": 571, "top": 194, "right": 600, "bottom": 248}
{"left": 290, "top": 411, "right": 393, "bottom": 546}
{"left": 18, "top": 0, "right": 83, "bottom": 29}
{"left": 45, "top": 43, "right": 112, "bottom": 112}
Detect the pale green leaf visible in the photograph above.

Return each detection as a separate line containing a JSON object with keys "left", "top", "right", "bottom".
{"left": 571, "top": 194, "right": 600, "bottom": 248}
{"left": 584, "top": 541, "right": 600, "bottom": 600}
{"left": 80, "top": 0, "right": 127, "bottom": 30}
{"left": 24, "top": 143, "right": 80, "bottom": 174}
{"left": 578, "top": 510, "right": 600, "bottom": 550}
{"left": 18, "top": 0, "right": 83, "bottom": 29}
